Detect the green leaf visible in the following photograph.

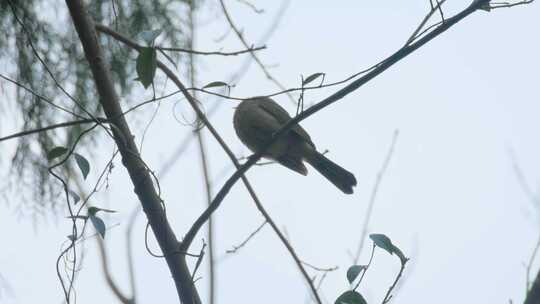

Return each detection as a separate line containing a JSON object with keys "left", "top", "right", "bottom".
{"left": 47, "top": 146, "right": 68, "bottom": 160}
{"left": 346, "top": 265, "right": 366, "bottom": 284}
{"left": 370, "top": 233, "right": 394, "bottom": 255}
{"left": 335, "top": 290, "right": 367, "bottom": 304}
{"left": 140, "top": 29, "right": 162, "bottom": 46}
{"left": 479, "top": 4, "right": 491, "bottom": 11}
{"left": 303, "top": 72, "right": 325, "bottom": 86}
{"left": 392, "top": 244, "right": 408, "bottom": 265}
{"left": 89, "top": 215, "right": 106, "bottom": 239}
{"left": 136, "top": 47, "right": 157, "bottom": 88}
{"left": 88, "top": 206, "right": 117, "bottom": 216}
{"left": 73, "top": 153, "right": 90, "bottom": 179}
{"left": 202, "top": 81, "right": 228, "bottom": 89}
{"left": 68, "top": 190, "right": 80, "bottom": 204}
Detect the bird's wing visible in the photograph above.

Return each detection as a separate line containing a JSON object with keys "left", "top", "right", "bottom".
{"left": 257, "top": 98, "right": 315, "bottom": 147}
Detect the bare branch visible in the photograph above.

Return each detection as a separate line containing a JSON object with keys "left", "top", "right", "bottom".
{"left": 226, "top": 221, "right": 267, "bottom": 254}
{"left": 157, "top": 45, "right": 266, "bottom": 56}
{"left": 406, "top": 0, "right": 448, "bottom": 45}
{"left": 218, "top": 0, "right": 296, "bottom": 103}
{"left": 0, "top": 118, "right": 103, "bottom": 142}
{"left": 353, "top": 130, "right": 399, "bottom": 263}
{"left": 488, "top": 0, "right": 535, "bottom": 9}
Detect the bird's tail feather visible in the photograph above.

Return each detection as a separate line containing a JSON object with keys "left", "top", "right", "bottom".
{"left": 305, "top": 151, "right": 357, "bottom": 194}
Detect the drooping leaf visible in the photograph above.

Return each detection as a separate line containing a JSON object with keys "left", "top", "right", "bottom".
{"left": 136, "top": 47, "right": 157, "bottom": 88}
{"left": 346, "top": 265, "right": 367, "bottom": 284}
{"left": 392, "top": 244, "right": 408, "bottom": 265}
{"left": 89, "top": 215, "right": 106, "bottom": 239}
{"left": 335, "top": 290, "right": 367, "bottom": 304}
{"left": 140, "top": 29, "right": 162, "bottom": 46}
{"left": 68, "top": 190, "right": 80, "bottom": 204}
{"left": 74, "top": 153, "right": 90, "bottom": 179}
{"left": 47, "top": 146, "right": 68, "bottom": 160}
{"left": 370, "top": 233, "right": 395, "bottom": 255}
{"left": 303, "top": 72, "right": 325, "bottom": 86}
{"left": 202, "top": 81, "right": 228, "bottom": 89}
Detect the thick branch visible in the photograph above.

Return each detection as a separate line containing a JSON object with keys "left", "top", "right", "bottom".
{"left": 96, "top": 23, "right": 324, "bottom": 304}
{"left": 525, "top": 270, "right": 540, "bottom": 304}
{"left": 65, "top": 1, "right": 200, "bottom": 303}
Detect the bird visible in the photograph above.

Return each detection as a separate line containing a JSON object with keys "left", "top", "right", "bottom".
{"left": 233, "top": 96, "right": 357, "bottom": 194}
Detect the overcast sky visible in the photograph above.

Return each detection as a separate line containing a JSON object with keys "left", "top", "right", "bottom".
{"left": 1, "top": 1, "right": 540, "bottom": 303}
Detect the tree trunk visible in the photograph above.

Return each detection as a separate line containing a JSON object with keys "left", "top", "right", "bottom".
{"left": 65, "top": 1, "right": 200, "bottom": 303}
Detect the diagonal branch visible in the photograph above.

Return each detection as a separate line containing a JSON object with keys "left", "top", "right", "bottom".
{"left": 353, "top": 130, "right": 399, "bottom": 264}
{"left": 184, "top": 0, "right": 493, "bottom": 255}
{"left": 65, "top": 1, "right": 200, "bottom": 303}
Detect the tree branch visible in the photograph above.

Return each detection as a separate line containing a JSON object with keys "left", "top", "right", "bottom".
{"left": 65, "top": 1, "right": 200, "bottom": 303}
{"left": 525, "top": 270, "right": 540, "bottom": 304}
{"left": 184, "top": 0, "right": 493, "bottom": 261}
{"left": 157, "top": 45, "right": 266, "bottom": 56}
{"left": 0, "top": 118, "right": 103, "bottom": 142}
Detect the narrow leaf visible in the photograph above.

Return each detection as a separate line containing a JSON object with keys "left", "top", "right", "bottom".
{"left": 335, "top": 290, "right": 367, "bottom": 304}
{"left": 140, "top": 29, "right": 162, "bottom": 46}
{"left": 303, "top": 72, "right": 325, "bottom": 86}
{"left": 68, "top": 190, "right": 80, "bottom": 204}
{"left": 136, "top": 47, "right": 157, "bottom": 88}
{"left": 74, "top": 153, "right": 90, "bottom": 179}
{"left": 88, "top": 206, "right": 117, "bottom": 216}
{"left": 89, "top": 215, "right": 106, "bottom": 239}
{"left": 370, "top": 233, "right": 394, "bottom": 255}
{"left": 47, "top": 146, "right": 68, "bottom": 160}
{"left": 88, "top": 206, "right": 98, "bottom": 216}
{"left": 202, "top": 81, "right": 228, "bottom": 89}
{"left": 392, "top": 244, "right": 408, "bottom": 265}
{"left": 346, "top": 265, "right": 366, "bottom": 284}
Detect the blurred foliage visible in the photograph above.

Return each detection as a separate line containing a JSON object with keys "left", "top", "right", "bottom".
{"left": 0, "top": 0, "right": 198, "bottom": 217}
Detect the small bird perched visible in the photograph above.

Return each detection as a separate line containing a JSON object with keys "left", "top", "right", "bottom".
{"left": 233, "top": 96, "right": 357, "bottom": 194}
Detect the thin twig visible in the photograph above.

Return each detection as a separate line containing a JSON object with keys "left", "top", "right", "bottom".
{"left": 236, "top": 0, "right": 265, "bottom": 13}
{"left": 7, "top": 0, "right": 106, "bottom": 130}
{"left": 406, "top": 0, "right": 448, "bottom": 45}
{"left": 353, "top": 244, "right": 376, "bottom": 291}
{"left": 354, "top": 130, "right": 399, "bottom": 263}
{"left": 226, "top": 221, "right": 267, "bottom": 254}
{"left": 157, "top": 45, "right": 266, "bottom": 56}
{"left": 218, "top": 0, "right": 296, "bottom": 104}
{"left": 187, "top": 7, "right": 216, "bottom": 302}
{"left": 0, "top": 118, "right": 104, "bottom": 142}
{"left": 488, "top": 0, "right": 535, "bottom": 9}
{"left": 0, "top": 73, "right": 84, "bottom": 119}
{"left": 301, "top": 261, "right": 338, "bottom": 272}
{"left": 381, "top": 259, "right": 409, "bottom": 303}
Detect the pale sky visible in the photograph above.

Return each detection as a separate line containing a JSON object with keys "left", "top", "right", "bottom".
{"left": 1, "top": 1, "right": 539, "bottom": 303}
